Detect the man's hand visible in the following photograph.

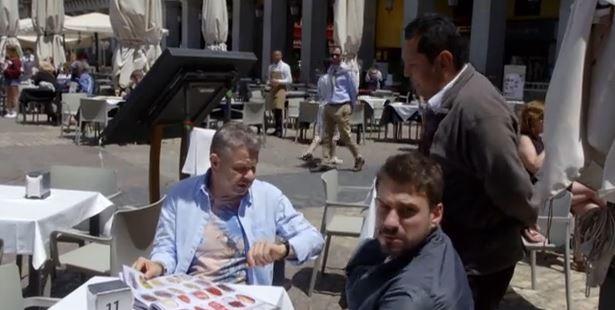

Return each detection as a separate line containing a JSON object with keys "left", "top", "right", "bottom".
{"left": 247, "top": 241, "right": 287, "bottom": 267}
{"left": 522, "top": 225, "right": 546, "bottom": 243}
{"left": 132, "top": 257, "right": 164, "bottom": 279}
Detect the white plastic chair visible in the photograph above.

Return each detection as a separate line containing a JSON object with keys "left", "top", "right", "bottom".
{"left": 0, "top": 263, "right": 59, "bottom": 309}
{"left": 50, "top": 196, "right": 165, "bottom": 279}
{"left": 76, "top": 98, "right": 109, "bottom": 145}
{"left": 60, "top": 93, "right": 87, "bottom": 137}
{"left": 350, "top": 101, "right": 366, "bottom": 144}
{"left": 240, "top": 102, "right": 267, "bottom": 145}
{"left": 284, "top": 98, "right": 301, "bottom": 137}
{"left": 296, "top": 101, "right": 320, "bottom": 142}
{"left": 50, "top": 165, "right": 121, "bottom": 235}
{"left": 523, "top": 190, "right": 573, "bottom": 310}
{"left": 308, "top": 170, "right": 371, "bottom": 297}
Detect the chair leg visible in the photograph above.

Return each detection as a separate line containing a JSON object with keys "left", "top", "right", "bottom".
{"left": 308, "top": 250, "right": 323, "bottom": 297}
{"left": 530, "top": 250, "right": 536, "bottom": 290}
{"left": 565, "top": 242, "right": 572, "bottom": 310}
{"left": 320, "top": 235, "right": 332, "bottom": 275}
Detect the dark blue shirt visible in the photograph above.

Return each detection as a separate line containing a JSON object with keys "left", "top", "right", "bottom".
{"left": 345, "top": 228, "right": 474, "bottom": 310}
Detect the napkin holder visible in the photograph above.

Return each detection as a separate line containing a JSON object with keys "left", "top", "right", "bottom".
{"left": 25, "top": 171, "right": 50, "bottom": 199}
{"left": 87, "top": 280, "right": 133, "bottom": 310}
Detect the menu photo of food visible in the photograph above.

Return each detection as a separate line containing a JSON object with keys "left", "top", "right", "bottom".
{"left": 119, "top": 265, "right": 279, "bottom": 310}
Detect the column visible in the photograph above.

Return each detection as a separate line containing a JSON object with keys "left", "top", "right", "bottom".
{"left": 469, "top": 0, "right": 507, "bottom": 88}
{"left": 261, "top": 0, "right": 287, "bottom": 81}
{"left": 185, "top": 0, "right": 203, "bottom": 49}
{"left": 358, "top": 0, "right": 377, "bottom": 72}
{"left": 402, "top": 0, "right": 435, "bottom": 44}
{"left": 556, "top": 0, "right": 574, "bottom": 55}
{"left": 300, "top": 0, "right": 328, "bottom": 84}
{"left": 232, "top": 0, "right": 255, "bottom": 52}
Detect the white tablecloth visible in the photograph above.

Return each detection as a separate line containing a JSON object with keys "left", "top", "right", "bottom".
{"left": 389, "top": 102, "right": 420, "bottom": 121}
{"left": 0, "top": 185, "right": 113, "bottom": 269}
{"left": 181, "top": 127, "right": 216, "bottom": 177}
{"left": 358, "top": 95, "right": 388, "bottom": 111}
{"left": 50, "top": 276, "right": 295, "bottom": 310}
{"left": 83, "top": 96, "right": 125, "bottom": 107}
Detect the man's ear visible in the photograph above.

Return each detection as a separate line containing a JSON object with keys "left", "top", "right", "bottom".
{"left": 210, "top": 153, "right": 220, "bottom": 170}
{"left": 430, "top": 202, "right": 444, "bottom": 228}
{"left": 438, "top": 50, "right": 455, "bottom": 72}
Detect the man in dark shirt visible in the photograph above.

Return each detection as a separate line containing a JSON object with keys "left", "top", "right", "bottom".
{"left": 345, "top": 152, "right": 473, "bottom": 309}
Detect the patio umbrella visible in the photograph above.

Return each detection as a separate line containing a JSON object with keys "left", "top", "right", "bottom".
{"left": 533, "top": 0, "right": 615, "bottom": 291}
{"left": 201, "top": 0, "right": 228, "bottom": 51}
{"left": 0, "top": 0, "right": 21, "bottom": 59}
{"left": 333, "top": 0, "right": 364, "bottom": 87}
{"left": 110, "top": 0, "right": 164, "bottom": 89}
{"left": 31, "top": 0, "right": 65, "bottom": 67}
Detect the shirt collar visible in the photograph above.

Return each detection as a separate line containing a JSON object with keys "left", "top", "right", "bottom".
{"left": 427, "top": 64, "right": 468, "bottom": 110}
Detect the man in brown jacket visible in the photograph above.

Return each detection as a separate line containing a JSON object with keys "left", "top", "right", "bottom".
{"left": 403, "top": 14, "right": 540, "bottom": 310}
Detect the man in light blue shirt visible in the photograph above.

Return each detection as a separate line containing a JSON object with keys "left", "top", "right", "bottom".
{"left": 71, "top": 61, "right": 94, "bottom": 95}
{"left": 134, "top": 122, "right": 324, "bottom": 285}
{"left": 313, "top": 46, "right": 365, "bottom": 172}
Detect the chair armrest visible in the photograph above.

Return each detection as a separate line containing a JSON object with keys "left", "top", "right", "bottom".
{"left": 107, "top": 190, "right": 122, "bottom": 200}
{"left": 339, "top": 185, "right": 372, "bottom": 191}
{"left": 50, "top": 229, "right": 112, "bottom": 267}
{"left": 326, "top": 201, "right": 369, "bottom": 209}
{"left": 23, "top": 297, "right": 61, "bottom": 308}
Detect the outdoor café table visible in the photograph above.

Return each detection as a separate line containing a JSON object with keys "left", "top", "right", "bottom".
{"left": 50, "top": 276, "right": 295, "bottom": 310}
{"left": 379, "top": 102, "right": 421, "bottom": 141}
{"left": 0, "top": 185, "right": 113, "bottom": 295}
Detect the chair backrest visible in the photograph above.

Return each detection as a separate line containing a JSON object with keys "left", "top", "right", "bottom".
{"left": 250, "top": 89, "right": 264, "bottom": 100}
{"left": 350, "top": 102, "right": 365, "bottom": 126}
{"left": 109, "top": 196, "right": 165, "bottom": 275}
{"left": 287, "top": 98, "right": 301, "bottom": 118}
{"left": 298, "top": 101, "right": 320, "bottom": 124}
{"left": 537, "top": 190, "right": 572, "bottom": 247}
{"left": 242, "top": 102, "right": 266, "bottom": 126}
{"left": 0, "top": 264, "right": 25, "bottom": 310}
{"left": 50, "top": 165, "right": 120, "bottom": 198}
{"left": 80, "top": 98, "right": 108, "bottom": 123}
{"left": 321, "top": 170, "right": 339, "bottom": 203}
{"left": 61, "top": 93, "right": 87, "bottom": 116}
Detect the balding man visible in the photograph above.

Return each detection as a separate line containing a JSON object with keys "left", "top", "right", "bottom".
{"left": 266, "top": 50, "right": 293, "bottom": 137}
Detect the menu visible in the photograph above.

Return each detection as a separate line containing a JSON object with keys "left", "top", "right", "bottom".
{"left": 119, "top": 266, "right": 279, "bottom": 310}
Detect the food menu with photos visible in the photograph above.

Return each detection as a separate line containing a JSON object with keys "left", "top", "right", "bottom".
{"left": 119, "top": 266, "right": 279, "bottom": 310}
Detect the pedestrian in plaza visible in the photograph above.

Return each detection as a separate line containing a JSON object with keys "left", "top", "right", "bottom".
{"left": 21, "top": 47, "right": 36, "bottom": 81}
{"left": 70, "top": 60, "right": 94, "bottom": 95}
{"left": 403, "top": 14, "right": 538, "bottom": 309}
{"left": 266, "top": 50, "right": 292, "bottom": 138}
{"left": 345, "top": 152, "right": 473, "bottom": 309}
{"left": 312, "top": 46, "right": 365, "bottom": 172}
{"left": 133, "top": 122, "right": 323, "bottom": 284}
{"left": 364, "top": 64, "right": 383, "bottom": 92}
{"left": 3, "top": 45, "right": 22, "bottom": 118}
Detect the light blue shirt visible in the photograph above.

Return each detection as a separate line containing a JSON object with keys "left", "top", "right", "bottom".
{"left": 326, "top": 65, "right": 358, "bottom": 105}
{"left": 149, "top": 171, "right": 324, "bottom": 285}
{"left": 78, "top": 73, "right": 94, "bottom": 95}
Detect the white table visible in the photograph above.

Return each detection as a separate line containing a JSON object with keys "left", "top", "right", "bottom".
{"left": 50, "top": 276, "right": 295, "bottom": 310}
{"left": 358, "top": 95, "right": 388, "bottom": 111}
{"left": 0, "top": 185, "right": 113, "bottom": 269}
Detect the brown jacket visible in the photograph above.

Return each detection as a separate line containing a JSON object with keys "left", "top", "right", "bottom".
{"left": 425, "top": 64, "right": 537, "bottom": 275}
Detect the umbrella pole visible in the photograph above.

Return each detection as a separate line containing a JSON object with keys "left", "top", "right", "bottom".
{"left": 95, "top": 32, "right": 100, "bottom": 72}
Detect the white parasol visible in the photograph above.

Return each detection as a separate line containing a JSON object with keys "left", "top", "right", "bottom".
{"left": 201, "top": 0, "right": 228, "bottom": 51}
{"left": 333, "top": 0, "right": 364, "bottom": 88}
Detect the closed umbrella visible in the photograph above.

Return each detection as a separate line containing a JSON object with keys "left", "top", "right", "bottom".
{"left": 202, "top": 0, "right": 228, "bottom": 51}
{"left": 333, "top": 0, "right": 364, "bottom": 87}
{"left": 533, "top": 0, "right": 615, "bottom": 293}
{"left": 110, "top": 0, "right": 164, "bottom": 89}
{"left": 31, "top": 0, "right": 65, "bottom": 67}
{"left": 0, "top": 0, "right": 21, "bottom": 59}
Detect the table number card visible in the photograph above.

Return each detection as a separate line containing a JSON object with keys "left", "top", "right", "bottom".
{"left": 87, "top": 280, "right": 133, "bottom": 310}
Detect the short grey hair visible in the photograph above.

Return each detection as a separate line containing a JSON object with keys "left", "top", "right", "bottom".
{"left": 210, "top": 122, "right": 262, "bottom": 156}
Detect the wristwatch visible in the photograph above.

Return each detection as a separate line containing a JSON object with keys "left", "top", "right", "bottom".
{"left": 281, "top": 240, "right": 290, "bottom": 259}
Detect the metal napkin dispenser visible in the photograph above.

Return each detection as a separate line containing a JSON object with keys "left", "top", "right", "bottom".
{"left": 25, "top": 171, "right": 51, "bottom": 199}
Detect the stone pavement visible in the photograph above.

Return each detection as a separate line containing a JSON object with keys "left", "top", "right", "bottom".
{"left": 0, "top": 118, "right": 600, "bottom": 309}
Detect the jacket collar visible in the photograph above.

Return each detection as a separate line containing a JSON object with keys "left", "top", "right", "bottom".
{"left": 439, "top": 63, "right": 476, "bottom": 110}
